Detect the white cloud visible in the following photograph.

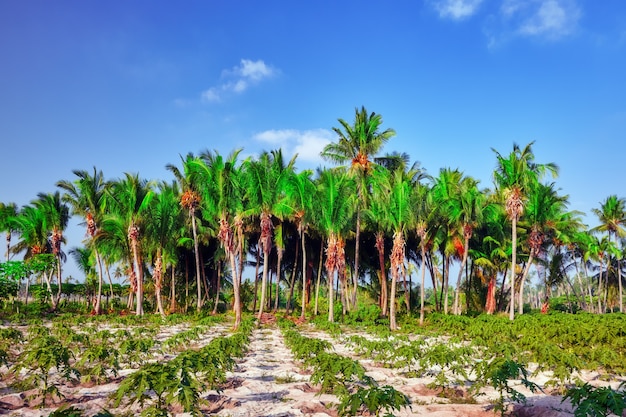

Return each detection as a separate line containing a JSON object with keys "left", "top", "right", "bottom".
{"left": 501, "top": 0, "right": 581, "bottom": 40}
{"left": 432, "top": 0, "right": 484, "bottom": 20}
{"left": 253, "top": 128, "right": 333, "bottom": 165}
{"left": 201, "top": 59, "right": 278, "bottom": 102}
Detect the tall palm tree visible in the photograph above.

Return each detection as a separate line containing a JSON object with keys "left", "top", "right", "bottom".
{"left": 57, "top": 167, "right": 108, "bottom": 314}
{"left": 492, "top": 141, "right": 558, "bottom": 320}
{"left": 34, "top": 192, "right": 70, "bottom": 310}
{"left": 448, "top": 175, "right": 484, "bottom": 315}
{"left": 412, "top": 182, "right": 433, "bottom": 325}
{"left": 284, "top": 169, "right": 315, "bottom": 320}
{"left": 383, "top": 168, "right": 414, "bottom": 330}
{"left": 243, "top": 149, "right": 296, "bottom": 321}
{"left": 516, "top": 182, "right": 570, "bottom": 314}
{"left": 166, "top": 154, "right": 205, "bottom": 312}
{"left": 196, "top": 149, "right": 245, "bottom": 328}
{"left": 430, "top": 168, "right": 463, "bottom": 314}
{"left": 321, "top": 106, "right": 396, "bottom": 308}
{"left": 105, "top": 173, "right": 154, "bottom": 315}
{"left": 314, "top": 168, "right": 355, "bottom": 322}
{"left": 145, "top": 181, "right": 182, "bottom": 316}
{"left": 592, "top": 195, "right": 626, "bottom": 313}
{"left": 0, "top": 202, "right": 18, "bottom": 261}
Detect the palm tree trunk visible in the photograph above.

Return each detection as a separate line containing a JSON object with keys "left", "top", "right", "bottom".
{"left": 252, "top": 247, "right": 260, "bottom": 312}
{"left": 286, "top": 241, "right": 299, "bottom": 314}
{"left": 132, "top": 241, "right": 144, "bottom": 316}
{"left": 389, "top": 267, "right": 398, "bottom": 331}
{"left": 191, "top": 213, "right": 203, "bottom": 312}
{"left": 169, "top": 265, "right": 177, "bottom": 313}
{"left": 155, "top": 249, "right": 165, "bottom": 317}
{"left": 352, "top": 211, "right": 361, "bottom": 310}
{"left": 314, "top": 240, "right": 323, "bottom": 316}
{"left": 212, "top": 260, "right": 222, "bottom": 315}
{"left": 618, "top": 257, "right": 624, "bottom": 313}
{"left": 509, "top": 216, "right": 518, "bottom": 320}
{"left": 274, "top": 249, "right": 283, "bottom": 312}
{"left": 231, "top": 252, "right": 242, "bottom": 329}
{"left": 94, "top": 248, "right": 104, "bottom": 314}
{"left": 443, "top": 255, "right": 450, "bottom": 314}
{"left": 518, "top": 252, "right": 535, "bottom": 315}
{"left": 257, "top": 246, "right": 270, "bottom": 320}
{"left": 454, "top": 237, "right": 470, "bottom": 315}
{"left": 486, "top": 275, "right": 496, "bottom": 314}
{"left": 419, "top": 245, "right": 427, "bottom": 326}
{"left": 300, "top": 228, "right": 307, "bottom": 320}
{"left": 376, "top": 235, "right": 388, "bottom": 316}
{"left": 597, "top": 261, "right": 604, "bottom": 313}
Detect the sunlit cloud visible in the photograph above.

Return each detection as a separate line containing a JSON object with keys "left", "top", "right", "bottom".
{"left": 431, "top": 0, "right": 484, "bottom": 20}
{"left": 201, "top": 59, "right": 278, "bottom": 103}
{"left": 253, "top": 128, "right": 333, "bottom": 165}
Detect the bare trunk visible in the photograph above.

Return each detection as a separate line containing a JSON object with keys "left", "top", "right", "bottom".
{"left": 352, "top": 211, "right": 361, "bottom": 309}
{"left": 300, "top": 227, "right": 307, "bottom": 320}
{"left": 94, "top": 248, "right": 104, "bottom": 314}
{"left": 314, "top": 240, "right": 323, "bottom": 316}
{"left": 518, "top": 252, "right": 535, "bottom": 315}
{"left": 191, "top": 213, "right": 203, "bottom": 312}
{"left": 231, "top": 252, "right": 242, "bottom": 329}
{"left": 286, "top": 240, "right": 299, "bottom": 315}
{"left": 509, "top": 216, "right": 518, "bottom": 320}
{"left": 252, "top": 247, "right": 260, "bottom": 313}
{"left": 154, "top": 249, "right": 165, "bottom": 317}
{"left": 169, "top": 265, "right": 177, "bottom": 313}
{"left": 453, "top": 235, "right": 470, "bottom": 315}
{"left": 257, "top": 248, "right": 270, "bottom": 320}
{"left": 376, "top": 232, "right": 388, "bottom": 316}
{"left": 274, "top": 249, "right": 283, "bottom": 312}
{"left": 419, "top": 244, "right": 427, "bottom": 326}
{"left": 212, "top": 260, "right": 221, "bottom": 315}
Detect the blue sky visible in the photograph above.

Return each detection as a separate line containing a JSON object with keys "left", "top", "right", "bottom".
{"left": 1, "top": 1, "right": 625, "bottom": 281}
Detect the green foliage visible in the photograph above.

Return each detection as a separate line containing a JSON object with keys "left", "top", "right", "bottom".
{"left": 564, "top": 382, "right": 626, "bottom": 417}
{"left": 472, "top": 357, "right": 539, "bottom": 416}
{"left": 48, "top": 405, "right": 84, "bottom": 417}
{"left": 307, "top": 352, "right": 373, "bottom": 396}
{"left": 337, "top": 385, "right": 411, "bottom": 417}
{"left": 12, "top": 334, "right": 79, "bottom": 407}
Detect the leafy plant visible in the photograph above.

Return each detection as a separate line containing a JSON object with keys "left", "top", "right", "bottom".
{"left": 12, "top": 335, "right": 79, "bottom": 407}
{"left": 337, "top": 384, "right": 411, "bottom": 417}
{"left": 564, "top": 382, "right": 626, "bottom": 417}
{"left": 472, "top": 357, "right": 539, "bottom": 416}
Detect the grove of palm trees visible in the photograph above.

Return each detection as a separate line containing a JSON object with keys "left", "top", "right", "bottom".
{"left": 1, "top": 107, "right": 625, "bottom": 416}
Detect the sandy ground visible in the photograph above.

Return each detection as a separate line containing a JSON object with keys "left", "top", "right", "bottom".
{"left": 0, "top": 318, "right": 621, "bottom": 417}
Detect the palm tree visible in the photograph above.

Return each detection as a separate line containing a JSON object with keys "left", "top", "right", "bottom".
{"left": 492, "top": 141, "right": 558, "bottom": 320}
{"left": 57, "top": 167, "right": 108, "bottom": 314}
{"left": 11, "top": 204, "right": 55, "bottom": 297}
{"left": 383, "top": 168, "right": 414, "bottom": 330}
{"left": 0, "top": 202, "right": 18, "bottom": 261}
{"left": 314, "top": 168, "right": 355, "bottom": 322}
{"left": 284, "top": 169, "right": 315, "bottom": 320}
{"left": 448, "top": 175, "right": 484, "bottom": 315}
{"left": 34, "top": 192, "right": 70, "bottom": 310}
{"left": 105, "top": 173, "right": 154, "bottom": 315}
{"left": 321, "top": 106, "right": 396, "bottom": 308}
{"left": 166, "top": 154, "right": 205, "bottom": 312}
{"left": 196, "top": 149, "right": 245, "bottom": 328}
{"left": 412, "top": 182, "right": 433, "bottom": 325}
{"left": 145, "top": 181, "right": 182, "bottom": 316}
{"left": 592, "top": 195, "right": 626, "bottom": 313}
{"left": 516, "top": 182, "right": 571, "bottom": 314}
{"left": 243, "top": 149, "right": 296, "bottom": 321}
{"left": 430, "top": 168, "right": 463, "bottom": 314}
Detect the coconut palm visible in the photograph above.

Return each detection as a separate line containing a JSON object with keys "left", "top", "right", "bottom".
{"left": 314, "top": 168, "right": 355, "bottom": 322}
{"left": 448, "top": 175, "right": 484, "bottom": 315}
{"left": 430, "top": 168, "right": 464, "bottom": 314}
{"left": 145, "top": 181, "right": 183, "bottom": 316}
{"left": 104, "top": 173, "right": 154, "bottom": 315}
{"left": 196, "top": 149, "right": 245, "bottom": 328}
{"left": 0, "top": 202, "right": 18, "bottom": 261}
{"left": 243, "top": 149, "right": 297, "bottom": 321}
{"left": 284, "top": 169, "right": 315, "bottom": 320}
{"left": 57, "top": 167, "right": 108, "bottom": 313}
{"left": 34, "top": 191, "right": 70, "bottom": 310}
{"left": 412, "top": 182, "right": 433, "bottom": 325}
{"left": 492, "top": 141, "right": 558, "bottom": 320}
{"left": 11, "top": 204, "right": 55, "bottom": 297}
{"left": 321, "top": 106, "right": 396, "bottom": 308}
{"left": 382, "top": 168, "right": 414, "bottom": 330}
{"left": 592, "top": 195, "right": 626, "bottom": 313}
{"left": 166, "top": 154, "right": 205, "bottom": 312}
